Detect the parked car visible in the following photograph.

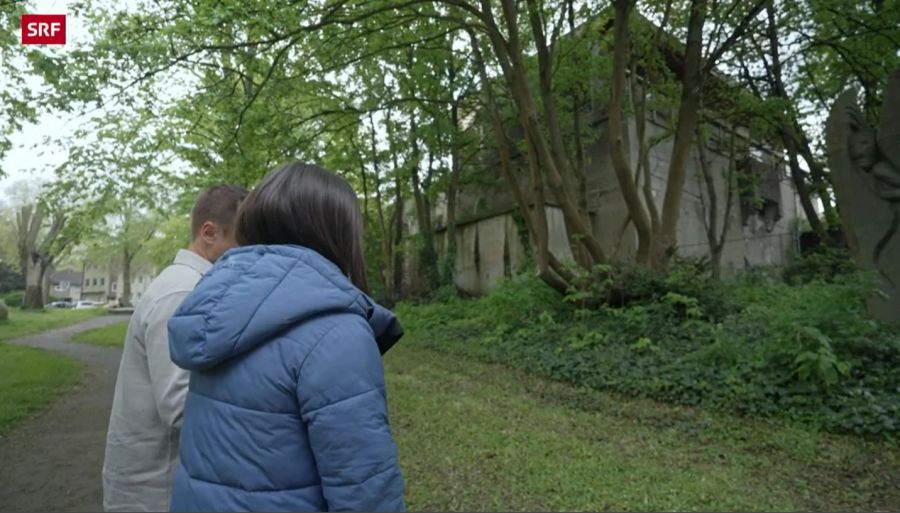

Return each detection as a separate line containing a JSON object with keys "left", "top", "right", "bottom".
{"left": 46, "top": 300, "right": 74, "bottom": 308}
{"left": 74, "top": 300, "right": 101, "bottom": 309}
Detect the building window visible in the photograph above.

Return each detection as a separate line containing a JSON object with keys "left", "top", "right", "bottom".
{"left": 92, "top": 278, "right": 97, "bottom": 286}
{"left": 100, "top": 278, "right": 105, "bottom": 286}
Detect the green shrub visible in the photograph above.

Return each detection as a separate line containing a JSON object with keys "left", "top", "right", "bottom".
{"left": 427, "top": 284, "right": 460, "bottom": 304}
{"left": 2, "top": 290, "right": 23, "bottom": 308}
{"left": 783, "top": 246, "right": 856, "bottom": 285}
{"left": 594, "top": 258, "right": 734, "bottom": 321}
{"left": 484, "top": 274, "right": 572, "bottom": 325}
{"left": 400, "top": 269, "right": 900, "bottom": 437}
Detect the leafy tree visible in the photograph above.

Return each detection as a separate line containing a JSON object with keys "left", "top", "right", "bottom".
{"left": 33, "top": 0, "right": 900, "bottom": 300}
{"left": 0, "top": 1, "right": 40, "bottom": 176}
{"left": 736, "top": 0, "right": 900, "bottom": 238}
{"left": 15, "top": 201, "right": 81, "bottom": 309}
{"left": 83, "top": 208, "right": 159, "bottom": 307}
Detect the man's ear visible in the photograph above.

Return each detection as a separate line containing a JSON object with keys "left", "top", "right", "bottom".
{"left": 199, "top": 221, "right": 219, "bottom": 243}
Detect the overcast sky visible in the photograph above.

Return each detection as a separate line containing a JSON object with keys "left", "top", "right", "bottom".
{"left": 1, "top": 0, "right": 95, "bottom": 196}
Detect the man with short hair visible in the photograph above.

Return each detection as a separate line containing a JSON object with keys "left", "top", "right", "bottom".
{"left": 102, "top": 185, "right": 248, "bottom": 512}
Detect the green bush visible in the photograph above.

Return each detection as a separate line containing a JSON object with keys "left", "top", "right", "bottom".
{"left": 427, "top": 284, "right": 460, "bottom": 304}
{"left": 596, "top": 258, "right": 734, "bottom": 321}
{"left": 2, "top": 290, "right": 23, "bottom": 308}
{"left": 401, "top": 270, "right": 900, "bottom": 437}
{"left": 484, "top": 274, "right": 572, "bottom": 325}
{"left": 783, "top": 246, "right": 856, "bottom": 285}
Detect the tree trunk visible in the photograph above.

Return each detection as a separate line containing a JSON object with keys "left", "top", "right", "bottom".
{"left": 350, "top": 136, "right": 371, "bottom": 229}
{"left": 631, "top": 60, "right": 662, "bottom": 236}
{"left": 762, "top": 0, "right": 835, "bottom": 234}
{"left": 16, "top": 203, "right": 70, "bottom": 310}
{"left": 392, "top": 174, "right": 404, "bottom": 301}
{"left": 412, "top": 150, "right": 439, "bottom": 290}
{"left": 80, "top": 260, "right": 86, "bottom": 300}
{"left": 610, "top": 0, "right": 653, "bottom": 264}
{"left": 23, "top": 253, "right": 47, "bottom": 309}
{"left": 445, "top": 101, "right": 462, "bottom": 283}
{"left": 121, "top": 250, "right": 133, "bottom": 308}
{"left": 737, "top": 50, "right": 826, "bottom": 237}
{"left": 369, "top": 115, "right": 393, "bottom": 299}
{"left": 525, "top": 0, "right": 592, "bottom": 269}
{"left": 16, "top": 205, "right": 42, "bottom": 278}
{"left": 42, "top": 268, "right": 51, "bottom": 305}
{"left": 654, "top": 0, "right": 708, "bottom": 269}
{"left": 468, "top": 28, "right": 571, "bottom": 292}
{"left": 568, "top": 0, "right": 593, "bottom": 269}
{"left": 697, "top": 124, "right": 738, "bottom": 279}
{"left": 781, "top": 127, "right": 827, "bottom": 235}
{"left": 697, "top": 137, "right": 719, "bottom": 270}
{"left": 483, "top": 0, "right": 606, "bottom": 266}
{"left": 793, "top": 130, "right": 838, "bottom": 227}
{"left": 385, "top": 111, "right": 405, "bottom": 301}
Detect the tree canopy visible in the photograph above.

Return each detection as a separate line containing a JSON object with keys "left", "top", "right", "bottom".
{"left": 7, "top": 0, "right": 898, "bottom": 299}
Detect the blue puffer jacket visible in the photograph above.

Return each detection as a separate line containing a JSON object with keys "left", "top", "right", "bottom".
{"left": 167, "top": 244, "right": 405, "bottom": 512}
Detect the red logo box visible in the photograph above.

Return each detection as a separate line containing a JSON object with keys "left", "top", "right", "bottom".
{"left": 21, "top": 14, "right": 66, "bottom": 45}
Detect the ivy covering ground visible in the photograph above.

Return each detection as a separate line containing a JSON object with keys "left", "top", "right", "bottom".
{"left": 399, "top": 260, "right": 900, "bottom": 438}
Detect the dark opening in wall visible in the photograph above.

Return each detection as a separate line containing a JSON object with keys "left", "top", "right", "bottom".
{"left": 503, "top": 228, "right": 511, "bottom": 278}
{"left": 473, "top": 228, "right": 481, "bottom": 273}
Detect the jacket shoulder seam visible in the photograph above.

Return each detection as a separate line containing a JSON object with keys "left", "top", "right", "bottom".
{"left": 295, "top": 305, "right": 372, "bottom": 375}
{"left": 181, "top": 471, "right": 319, "bottom": 493}
{"left": 303, "top": 386, "right": 384, "bottom": 416}
{"left": 187, "top": 389, "right": 298, "bottom": 415}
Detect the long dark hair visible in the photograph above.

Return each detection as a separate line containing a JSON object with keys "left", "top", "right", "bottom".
{"left": 235, "top": 162, "right": 368, "bottom": 292}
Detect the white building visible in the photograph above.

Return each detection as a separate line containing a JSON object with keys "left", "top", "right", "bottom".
{"left": 81, "top": 259, "right": 158, "bottom": 306}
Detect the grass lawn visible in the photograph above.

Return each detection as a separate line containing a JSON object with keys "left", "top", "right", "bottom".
{"left": 385, "top": 341, "right": 900, "bottom": 511}
{"left": 0, "top": 308, "right": 105, "bottom": 342}
{"left": 0, "top": 343, "right": 82, "bottom": 433}
{"left": 0, "top": 308, "right": 105, "bottom": 433}
{"left": 72, "top": 321, "right": 128, "bottom": 347}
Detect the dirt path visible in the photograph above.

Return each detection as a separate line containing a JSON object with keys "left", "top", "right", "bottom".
{"left": 0, "top": 315, "right": 128, "bottom": 513}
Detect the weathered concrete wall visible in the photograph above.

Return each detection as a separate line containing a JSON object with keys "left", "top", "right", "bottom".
{"left": 434, "top": 206, "right": 571, "bottom": 295}
{"left": 413, "top": 111, "right": 799, "bottom": 294}
{"left": 580, "top": 114, "right": 798, "bottom": 274}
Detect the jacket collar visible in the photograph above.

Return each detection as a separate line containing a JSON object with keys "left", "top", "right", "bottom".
{"left": 174, "top": 249, "right": 213, "bottom": 275}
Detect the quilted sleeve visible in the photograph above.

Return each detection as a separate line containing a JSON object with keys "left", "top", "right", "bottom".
{"left": 297, "top": 319, "right": 406, "bottom": 512}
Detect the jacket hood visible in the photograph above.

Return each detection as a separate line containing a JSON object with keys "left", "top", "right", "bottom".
{"left": 168, "top": 244, "right": 403, "bottom": 371}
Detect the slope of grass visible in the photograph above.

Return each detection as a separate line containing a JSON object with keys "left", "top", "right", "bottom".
{"left": 385, "top": 341, "right": 900, "bottom": 511}
{"left": 0, "top": 308, "right": 105, "bottom": 342}
{"left": 0, "top": 343, "right": 82, "bottom": 433}
{"left": 71, "top": 321, "right": 128, "bottom": 347}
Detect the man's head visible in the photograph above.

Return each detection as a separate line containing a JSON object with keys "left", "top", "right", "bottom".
{"left": 189, "top": 185, "right": 248, "bottom": 263}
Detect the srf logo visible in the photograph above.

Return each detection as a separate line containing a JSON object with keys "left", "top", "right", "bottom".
{"left": 21, "top": 14, "right": 66, "bottom": 45}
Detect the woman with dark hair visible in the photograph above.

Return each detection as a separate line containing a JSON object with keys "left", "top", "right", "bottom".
{"left": 166, "top": 162, "right": 405, "bottom": 512}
